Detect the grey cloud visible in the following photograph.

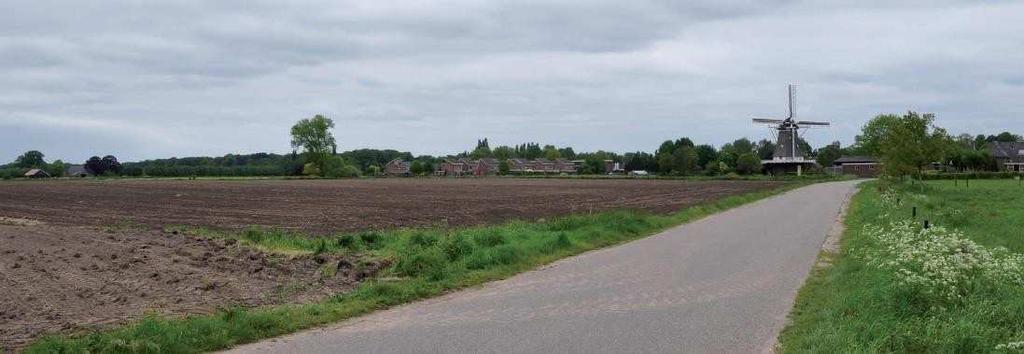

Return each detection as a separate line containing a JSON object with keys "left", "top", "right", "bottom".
{"left": 1, "top": 0, "right": 1022, "bottom": 162}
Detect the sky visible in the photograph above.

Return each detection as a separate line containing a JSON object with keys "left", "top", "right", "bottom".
{"left": 2, "top": 0, "right": 1022, "bottom": 163}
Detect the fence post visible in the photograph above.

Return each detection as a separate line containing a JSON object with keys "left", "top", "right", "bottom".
{"left": 912, "top": 206, "right": 917, "bottom": 219}
{"left": 924, "top": 220, "right": 930, "bottom": 229}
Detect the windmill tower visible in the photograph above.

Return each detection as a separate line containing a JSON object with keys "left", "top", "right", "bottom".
{"left": 752, "top": 85, "right": 830, "bottom": 176}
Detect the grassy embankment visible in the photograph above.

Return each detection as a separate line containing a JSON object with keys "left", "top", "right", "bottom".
{"left": 26, "top": 182, "right": 810, "bottom": 353}
{"left": 780, "top": 179, "right": 1024, "bottom": 352}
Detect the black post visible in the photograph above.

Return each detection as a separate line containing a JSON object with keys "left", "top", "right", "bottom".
{"left": 924, "top": 220, "right": 930, "bottom": 229}
{"left": 912, "top": 206, "right": 917, "bottom": 219}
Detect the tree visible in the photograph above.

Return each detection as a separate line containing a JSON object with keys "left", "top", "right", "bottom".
{"left": 670, "top": 146, "right": 699, "bottom": 175}
{"left": 290, "top": 115, "right": 336, "bottom": 172}
{"left": 853, "top": 114, "right": 900, "bottom": 157}
{"left": 85, "top": 156, "right": 103, "bottom": 175}
{"left": 498, "top": 160, "right": 510, "bottom": 175}
{"left": 624, "top": 152, "right": 656, "bottom": 172}
{"left": 703, "top": 160, "right": 722, "bottom": 176}
{"left": 492, "top": 146, "right": 514, "bottom": 160}
{"left": 557, "top": 147, "right": 576, "bottom": 160}
{"left": 815, "top": 141, "right": 844, "bottom": 167}
{"left": 302, "top": 162, "right": 321, "bottom": 176}
{"left": 470, "top": 138, "right": 493, "bottom": 158}
{"left": 101, "top": 155, "right": 122, "bottom": 175}
{"left": 323, "top": 156, "right": 360, "bottom": 178}
{"left": 872, "top": 112, "right": 952, "bottom": 177}
{"left": 542, "top": 145, "right": 561, "bottom": 160}
{"left": 580, "top": 157, "right": 605, "bottom": 174}
{"left": 756, "top": 139, "right": 776, "bottom": 160}
{"left": 735, "top": 153, "right": 762, "bottom": 175}
{"left": 989, "top": 131, "right": 1023, "bottom": 143}
{"left": 46, "top": 160, "right": 67, "bottom": 177}
{"left": 14, "top": 151, "right": 46, "bottom": 168}
{"left": 695, "top": 145, "right": 718, "bottom": 170}
{"left": 730, "top": 138, "right": 755, "bottom": 155}
{"left": 366, "top": 165, "right": 381, "bottom": 176}
{"left": 410, "top": 160, "right": 425, "bottom": 175}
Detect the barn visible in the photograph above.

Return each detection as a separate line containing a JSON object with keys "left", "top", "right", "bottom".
{"left": 23, "top": 169, "right": 51, "bottom": 178}
{"left": 833, "top": 156, "right": 881, "bottom": 177}
{"left": 383, "top": 159, "right": 411, "bottom": 176}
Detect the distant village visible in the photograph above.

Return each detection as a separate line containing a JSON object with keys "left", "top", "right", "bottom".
{"left": 385, "top": 158, "right": 626, "bottom": 177}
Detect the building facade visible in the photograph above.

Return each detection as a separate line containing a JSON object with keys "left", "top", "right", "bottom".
{"left": 989, "top": 142, "right": 1024, "bottom": 172}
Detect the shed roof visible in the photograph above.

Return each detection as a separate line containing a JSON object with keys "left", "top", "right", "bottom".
{"left": 833, "top": 156, "right": 878, "bottom": 165}
{"left": 988, "top": 142, "right": 1024, "bottom": 159}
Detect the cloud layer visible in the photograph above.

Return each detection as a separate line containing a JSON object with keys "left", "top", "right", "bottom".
{"left": 2, "top": 0, "right": 1022, "bottom": 162}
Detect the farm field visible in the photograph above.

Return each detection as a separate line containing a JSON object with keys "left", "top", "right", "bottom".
{"left": 0, "top": 178, "right": 783, "bottom": 234}
{"left": 0, "top": 178, "right": 785, "bottom": 350}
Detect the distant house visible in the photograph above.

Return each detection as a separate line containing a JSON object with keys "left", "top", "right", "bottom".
{"left": 508, "top": 158, "right": 576, "bottom": 174}
{"left": 471, "top": 158, "right": 500, "bottom": 176}
{"left": 23, "top": 169, "right": 51, "bottom": 178}
{"left": 66, "top": 165, "right": 92, "bottom": 177}
{"left": 383, "top": 159, "right": 411, "bottom": 176}
{"left": 988, "top": 142, "right": 1024, "bottom": 172}
{"left": 833, "top": 156, "right": 881, "bottom": 177}
{"left": 433, "top": 158, "right": 500, "bottom": 177}
{"left": 436, "top": 159, "right": 471, "bottom": 176}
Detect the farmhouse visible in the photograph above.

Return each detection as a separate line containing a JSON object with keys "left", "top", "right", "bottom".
{"left": 66, "top": 165, "right": 92, "bottom": 177}
{"left": 508, "top": 158, "right": 576, "bottom": 174}
{"left": 833, "top": 156, "right": 881, "bottom": 177}
{"left": 23, "top": 169, "right": 51, "bottom": 178}
{"left": 383, "top": 159, "right": 411, "bottom": 176}
{"left": 988, "top": 141, "right": 1024, "bottom": 172}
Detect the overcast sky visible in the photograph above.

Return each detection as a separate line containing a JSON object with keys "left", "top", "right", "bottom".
{"left": 2, "top": 1, "right": 1022, "bottom": 163}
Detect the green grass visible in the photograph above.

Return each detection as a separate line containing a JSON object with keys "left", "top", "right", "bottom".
{"left": 24, "top": 182, "right": 807, "bottom": 353}
{"left": 779, "top": 179, "right": 1024, "bottom": 353}
{"left": 901, "top": 178, "right": 1024, "bottom": 252}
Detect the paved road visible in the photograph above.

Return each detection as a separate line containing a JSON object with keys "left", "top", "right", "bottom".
{"left": 226, "top": 181, "right": 860, "bottom": 354}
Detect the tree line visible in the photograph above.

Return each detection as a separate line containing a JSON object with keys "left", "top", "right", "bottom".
{"left": 3, "top": 113, "right": 1020, "bottom": 179}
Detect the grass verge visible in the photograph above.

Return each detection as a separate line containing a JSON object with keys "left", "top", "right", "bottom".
{"left": 779, "top": 179, "right": 1024, "bottom": 352}
{"left": 26, "top": 182, "right": 808, "bottom": 353}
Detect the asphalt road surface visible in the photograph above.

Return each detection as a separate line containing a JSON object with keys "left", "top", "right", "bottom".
{"left": 226, "top": 181, "right": 860, "bottom": 354}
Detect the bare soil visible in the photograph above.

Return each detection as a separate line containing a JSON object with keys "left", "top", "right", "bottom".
{"left": 0, "top": 178, "right": 781, "bottom": 349}
{"left": 0, "top": 178, "right": 783, "bottom": 234}
{"left": 0, "top": 223, "right": 386, "bottom": 349}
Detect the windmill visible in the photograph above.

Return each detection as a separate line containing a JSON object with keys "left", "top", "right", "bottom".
{"left": 752, "top": 85, "right": 830, "bottom": 176}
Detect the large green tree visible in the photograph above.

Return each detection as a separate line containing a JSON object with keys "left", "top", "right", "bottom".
{"left": 290, "top": 115, "right": 336, "bottom": 173}
{"left": 14, "top": 150, "right": 46, "bottom": 168}
{"left": 853, "top": 114, "right": 901, "bottom": 156}
{"left": 815, "top": 141, "right": 844, "bottom": 167}
{"left": 735, "top": 153, "right": 762, "bottom": 175}
{"left": 867, "top": 112, "right": 952, "bottom": 177}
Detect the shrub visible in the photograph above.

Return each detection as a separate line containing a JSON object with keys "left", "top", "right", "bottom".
{"left": 441, "top": 234, "right": 474, "bottom": 261}
{"left": 466, "top": 245, "right": 522, "bottom": 270}
{"left": 407, "top": 231, "right": 438, "bottom": 248}
{"left": 357, "top": 231, "right": 383, "bottom": 248}
{"left": 335, "top": 234, "right": 357, "bottom": 249}
{"left": 474, "top": 232, "right": 507, "bottom": 248}
{"left": 394, "top": 248, "right": 447, "bottom": 279}
{"left": 243, "top": 228, "right": 264, "bottom": 243}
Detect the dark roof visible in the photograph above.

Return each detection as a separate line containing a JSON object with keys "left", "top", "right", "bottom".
{"left": 988, "top": 142, "right": 1024, "bottom": 158}
{"left": 24, "top": 169, "right": 50, "bottom": 177}
{"left": 833, "top": 156, "right": 878, "bottom": 165}
{"left": 67, "top": 165, "right": 91, "bottom": 175}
